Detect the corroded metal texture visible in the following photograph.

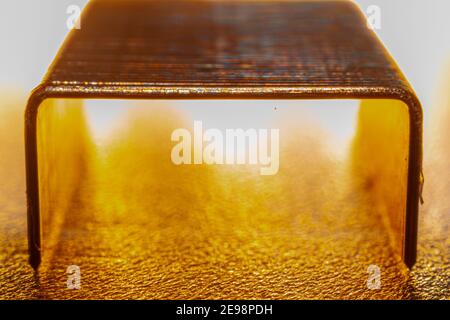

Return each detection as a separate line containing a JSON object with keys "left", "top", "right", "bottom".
{"left": 25, "top": 0, "right": 422, "bottom": 269}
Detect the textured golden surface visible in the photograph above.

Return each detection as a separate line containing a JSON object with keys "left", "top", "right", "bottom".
{"left": 0, "top": 93, "right": 448, "bottom": 299}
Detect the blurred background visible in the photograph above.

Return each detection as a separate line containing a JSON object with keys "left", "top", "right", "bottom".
{"left": 1, "top": 0, "right": 450, "bottom": 119}
{"left": 0, "top": 0, "right": 448, "bottom": 299}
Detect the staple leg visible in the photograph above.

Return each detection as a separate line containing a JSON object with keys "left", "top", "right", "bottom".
{"left": 25, "top": 99, "right": 41, "bottom": 270}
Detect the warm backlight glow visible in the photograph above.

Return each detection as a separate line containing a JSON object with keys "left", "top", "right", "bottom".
{"left": 33, "top": 98, "right": 411, "bottom": 298}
